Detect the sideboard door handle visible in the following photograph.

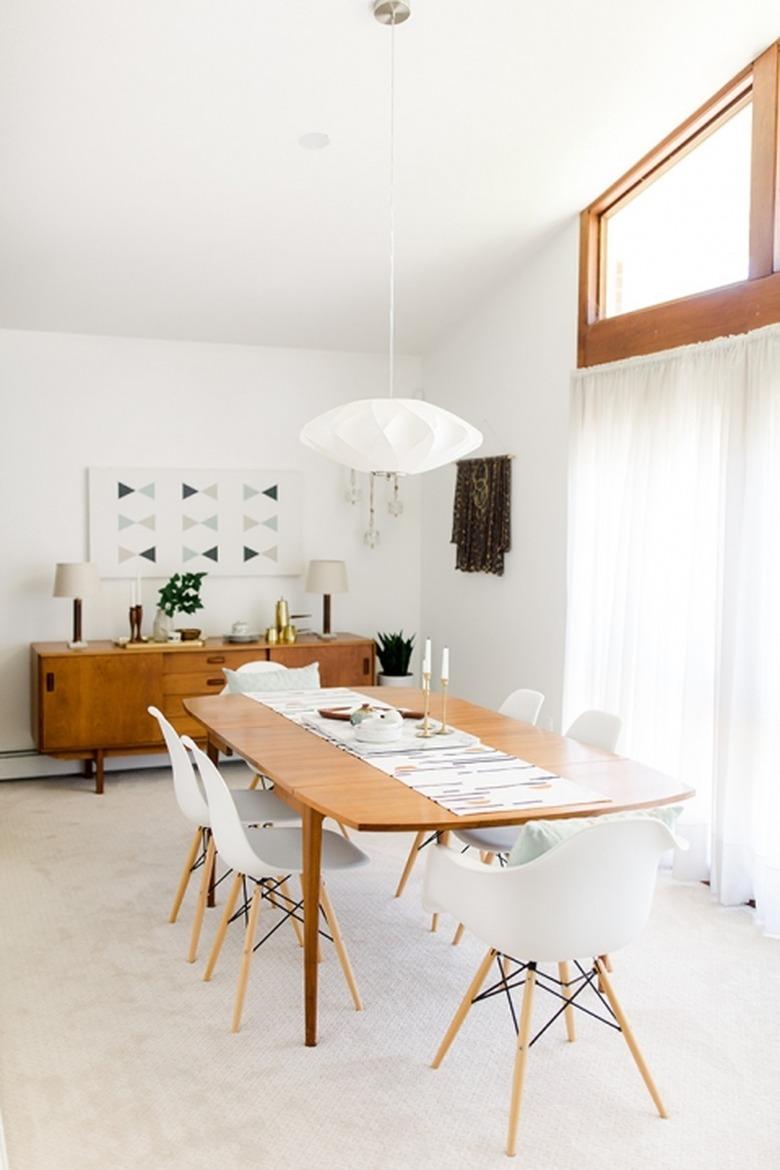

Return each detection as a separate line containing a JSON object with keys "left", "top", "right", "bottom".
{"left": 206, "top": 677, "right": 223, "bottom": 687}
{"left": 207, "top": 655, "right": 226, "bottom": 664}
{"left": 363, "top": 657, "right": 370, "bottom": 675}
{"left": 46, "top": 672, "right": 55, "bottom": 693}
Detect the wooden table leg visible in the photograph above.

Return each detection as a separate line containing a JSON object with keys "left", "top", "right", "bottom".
{"left": 302, "top": 805, "right": 324, "bottom": 1047}
{"left": 207, "top": 737, "right": 219, "bottom": 765}
{"left": 94, "top": 750, "right": 105, "bottom": 796}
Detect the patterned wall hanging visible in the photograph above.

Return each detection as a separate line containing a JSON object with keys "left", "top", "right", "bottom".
{"left": 88, "top": 468, "right": 304, "bottom": 577}
{"left": 451, "top": 455, "right": 512, "bottom": 575}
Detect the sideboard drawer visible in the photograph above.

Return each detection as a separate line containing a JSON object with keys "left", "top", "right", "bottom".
{"left": 164, "top": 671, "right": 228, "bottom": 696}
{"left": 162, "top": 649, "right": 269, "bottom": 674}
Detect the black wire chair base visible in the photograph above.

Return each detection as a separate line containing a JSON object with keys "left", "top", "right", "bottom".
{"left": 225, "top": 873, "right": 335, "bottom": 953}
{"left": 471, "top": 955, "right": 620, "bottom": 1047}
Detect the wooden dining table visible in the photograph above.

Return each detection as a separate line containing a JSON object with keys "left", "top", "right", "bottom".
{"left": 184, "top": 687, "right": 694, "bottom": 1047}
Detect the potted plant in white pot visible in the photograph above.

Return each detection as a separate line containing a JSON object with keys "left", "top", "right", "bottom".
{"left": 375, "top": 630, "right": 415, "bottom": 687}
{"left": 153, "top": 572, "right": 207, "bottom": 642}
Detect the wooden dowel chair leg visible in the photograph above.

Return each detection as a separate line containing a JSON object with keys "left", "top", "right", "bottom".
{"left": 231, "top": 887, "right": 262, "bottom": 1033}
{"left": 432, "top": 948, "right": 496, "bottom": 1069}
{"left": 320, "top": 883, "right": 362, "bottom": 1012}
{"left": 169, "top": 827, "right": 203, "bottom": 924}
{"left": 558, "top": 961, "right": 576, "bottom": 1042}
{"left": 506, "top": 965, "right": 537, "bottom": 1157}
{"left": 603, "top": 953, "right": 614, "bottom": 972}
{"left": 594, "top": 958, "right": 667, "bottom": 1119}
{"left": 187, "top": 835, "right": 216, "bottom": 964}
{"left": 279, "top": 879, "right": 303, "bottom": 946}
{"left": 248, "top": 773, "right": 260, "bottom": 790}
{"left": 452, "top": 922, "right": 465, "bottom": 946}
{"left": 336, "top": 822, "right": 351, "bottom": 841}
{"left": 395, "top": 831, "right": 425, "bottom": 897}
{"left": 203, "top": 872, "right": 243, "bottom": 982}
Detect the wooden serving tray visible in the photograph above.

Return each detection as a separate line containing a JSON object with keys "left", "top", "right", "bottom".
{"left": 115, "top": 639, "right": 205, "bottom": 649}
{"left": 318, "top": 705, "right": 424, "bottom": 721}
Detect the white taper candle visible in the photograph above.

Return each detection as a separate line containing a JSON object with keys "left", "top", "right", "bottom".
{"left": 441, "top": 647, "right": 449, "bottom": 682}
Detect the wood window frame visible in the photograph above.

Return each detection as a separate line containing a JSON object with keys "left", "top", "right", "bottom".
{"left": 578, "top": 41, "right": 780, "bottom": 368}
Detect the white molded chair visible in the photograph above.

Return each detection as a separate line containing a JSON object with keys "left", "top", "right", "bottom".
{"left": 565, "top": 709, "right": 622, "bottom": 753}
{"left": 185, "top": 738, "right": 368, "bottom": 1032}
{"left": 394, "top": 687, "right": 547, "bottom": 904}
{"left": 450, "top": 707, "right": 623, "bottom": 863}
{"left": 498, "top": 688, "right": 545, "bottom": 725}
{"left": 220, "top": 660, "right": 286, "bottom": 790}
{"left": 148, "top": 706, "right": 300, "bottom": 964}
{"left": 424, "top": 818, "right": 677, "bottom": 1157}
{"left": 225, "top": 660, "right": 352, "bottom": 842}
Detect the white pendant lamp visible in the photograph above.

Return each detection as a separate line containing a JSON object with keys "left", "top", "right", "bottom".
{"left": 300, "top": 0, "right": 482, "bottom": 476}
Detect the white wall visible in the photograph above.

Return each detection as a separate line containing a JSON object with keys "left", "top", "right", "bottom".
{"left": 0, "top": 329, "right": 421, "bottom": 771}
{"left": 421, "top": 222, "right": 578, "bottom": 728}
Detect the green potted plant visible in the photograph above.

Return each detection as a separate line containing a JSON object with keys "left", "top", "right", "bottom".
{"left": 153, "top": 572, "right": 207, "bottom": 642}
{"left": 375, "top": 630, "right": 415, "bottom": 687}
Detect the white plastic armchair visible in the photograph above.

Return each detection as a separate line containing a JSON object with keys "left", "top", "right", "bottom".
{"left": 498, "top": 688, "right": 544, "bottom": 725}
{"left": 186, "top": 738, "right": 368, "bottom": 1032}
{"left": 147, "top": 705, "right": 298, "bottom": 964}
{"left": 424, "top": 818, "right": 679, "bottom": 1157}
{"left": 451, "top": 706, "right": 623, "bottom": 864}
{"left": 394, "top": 686, "right": 546, "bottom": 904}
{"left": 565, "top": 708, "right": 622, "bottom": 753}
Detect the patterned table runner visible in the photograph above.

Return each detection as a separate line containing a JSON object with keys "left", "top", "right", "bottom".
{"left": 245, "top": 687, "right": 611, "bottom": 816}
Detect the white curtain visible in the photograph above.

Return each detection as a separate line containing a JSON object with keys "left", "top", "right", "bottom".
{"left": 565, "top": 323, "right": 780, "bottom": 937}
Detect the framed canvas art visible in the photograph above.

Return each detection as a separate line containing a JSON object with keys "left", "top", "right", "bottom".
{"left": 88, "top": 468, "right": 304, "bottom": 577}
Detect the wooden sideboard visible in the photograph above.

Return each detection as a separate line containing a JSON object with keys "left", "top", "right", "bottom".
{"left": 30, "top": 634, "right": 375, "bottom": 794}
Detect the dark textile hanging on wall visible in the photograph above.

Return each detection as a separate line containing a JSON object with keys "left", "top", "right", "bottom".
{"left": 451, "top": 455, "right": 512, "bottom": 575}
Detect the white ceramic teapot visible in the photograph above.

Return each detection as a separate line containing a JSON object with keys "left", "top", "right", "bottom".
{"left": 353, "top": 707, "right": 404, "bottom": 744}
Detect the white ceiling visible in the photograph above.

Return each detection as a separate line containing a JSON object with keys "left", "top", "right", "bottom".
{"left": 1, "top": 1, "right": 778, "bottom": 355}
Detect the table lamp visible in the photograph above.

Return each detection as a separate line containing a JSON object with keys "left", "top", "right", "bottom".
{"left": 305, "top": 560, "right": 348, "bottom": 638}
{"left": 53, "top": 562, "right": 100, "bottom": 648}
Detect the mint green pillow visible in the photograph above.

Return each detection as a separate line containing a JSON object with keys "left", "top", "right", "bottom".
{"left": 506, "top": 804, "right": 684, "bottom": 867}
{"left": 223, "top": 662, "right": 320, "bottom": 693}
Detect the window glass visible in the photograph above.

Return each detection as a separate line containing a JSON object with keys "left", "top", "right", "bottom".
{"left": 603, "top": 102, "right": 752, "bottom": 317}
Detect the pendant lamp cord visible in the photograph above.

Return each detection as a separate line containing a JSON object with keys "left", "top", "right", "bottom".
{"left": 388, "top": 14, "right": 396, "bottom": 399}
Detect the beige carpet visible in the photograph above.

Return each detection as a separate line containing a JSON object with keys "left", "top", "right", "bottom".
{"left": 1, "top": 768, "right": 779, "bottom": 1170}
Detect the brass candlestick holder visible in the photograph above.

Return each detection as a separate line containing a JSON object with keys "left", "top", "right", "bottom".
{"left": 416, "top": 671, "right": 436, "bottom": 738}
{"left": 129, "top": 605, "right": 143, "bottom": 643}
{"left": 436, "top": 679, "right": 450, "bottom": 734}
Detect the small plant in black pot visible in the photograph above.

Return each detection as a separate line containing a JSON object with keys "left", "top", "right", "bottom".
{"left": 375, "top": 630, "right": 415, "bottom": 686}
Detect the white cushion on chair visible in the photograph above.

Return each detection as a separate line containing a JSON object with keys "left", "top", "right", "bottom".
{"left": 506, "top": 804, "right": 684, "bottom": 867}
{"left": 223, "top": 662, "right": 321, "bottom": 692}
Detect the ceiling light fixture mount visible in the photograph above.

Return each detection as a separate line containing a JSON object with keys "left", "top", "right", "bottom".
{"left": 373, "top": 0, "right": 411, "bottom": 26}
{"left": 300, "top": 0, "right": 482, "bottom": 479}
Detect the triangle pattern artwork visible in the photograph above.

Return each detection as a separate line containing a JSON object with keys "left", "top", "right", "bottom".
{"left": 91, "top": 468, "right": 303, "bottom": 578}
{"left": 119, "top": 482, "right": 155, "bottom": 499}
{"left": 118, "top": 546, "right": 156, "bottom": 563}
